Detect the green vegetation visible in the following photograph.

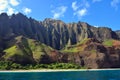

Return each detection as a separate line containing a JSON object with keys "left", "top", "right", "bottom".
{"left": 27, "top": 38, "right": 53, "bottom": 62}
{"left": 27, "top": 63, "right": 81, "bottom": 69}
{"left": 62, "top": 47, "right": 78, "bottom": 53}
{"left": 78, "top": 38, "right": 90, "bottom": 45}
{"left": 90, "top": 49, "right": 96, "bottom": 53}
{"left": 4, "top": 45, "right": 24, "bottom": 59}
{"left": 103, "top": 39, "right": 113, "bottom": 47}
{"left": 3, "top": 36, "right": 53, "bottom": 63}
{"left": 0, "top": 61, "right": 83, "bottom": 70}
{"left": 61, "top": 38, "right": 90, "bottom": 53}
{"left": 0, "top": 61, "right": 22, "bottom": 70}
{"left": 4, "top": 46, "right": 17, "bottom": 57}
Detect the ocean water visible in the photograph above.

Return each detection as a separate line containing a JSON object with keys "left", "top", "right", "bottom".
{"left": 0, "top": 70, "right": 120, "bottom": 80}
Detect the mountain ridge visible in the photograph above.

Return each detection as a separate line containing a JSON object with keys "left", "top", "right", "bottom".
{"left": 0, "top": 13, "right": 119, "bottom": 50}
{"left": 0, "top": 13, "right": 120, "bottom": 69}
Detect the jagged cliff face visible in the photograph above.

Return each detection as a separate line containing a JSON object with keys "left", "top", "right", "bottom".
{"left": 0, "top": 13, "right": 119, "bottom": 50}
{"left": 0, "top": 13, "right": 120, "bottom": 68}
{"left": 116, "top": 30, "right": 120, "bottom": 39}
{"left": 61, "top": 38, "right": 120, "bottom": 68}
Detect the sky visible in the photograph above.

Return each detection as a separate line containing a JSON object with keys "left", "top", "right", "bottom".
{"left": 0, "top": 0, "right": 120, "bottom": 30}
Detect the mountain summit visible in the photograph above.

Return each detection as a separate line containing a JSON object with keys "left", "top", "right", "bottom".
{"left": 0, "top": 13, "right": 119, "bottom": 50}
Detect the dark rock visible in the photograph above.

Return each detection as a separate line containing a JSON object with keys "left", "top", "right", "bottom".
{"left": 0, "top": 13, "right": 120, "bottom": 68}
{"left": 116, "top": 30, "right": 120, "bottom": 39}
{"left": 0, "top": 13, "right": 119, "bottom": 50}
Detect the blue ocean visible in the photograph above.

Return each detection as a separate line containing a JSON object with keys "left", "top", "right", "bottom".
{"left": 0, "top": 70, "right": 120, "bottom": 80}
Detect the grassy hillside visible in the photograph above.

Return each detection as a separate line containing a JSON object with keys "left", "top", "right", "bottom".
{"left": 3, "top": 36, "right": 53, "bottom": 64}
{"left": 102, "top": 39, "right": 113, "bottom": 47}
{"left": 102, "top": 39, "right": 120, "bottom": 47}
{"left": 61, "top": 38, "right": 92, "bottom": 53}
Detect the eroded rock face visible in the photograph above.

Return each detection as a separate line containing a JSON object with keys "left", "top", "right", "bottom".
{"left": 116, "top": 30, "right": 120, "bottom": 39}
{"left": 64, "top": 50, "right": 119, "bottom": 69}
{"left": 0, "top": 13, "right": 120, "bottom": 68}
{"left": 0, "top": 13, "right": 119, "bottom": 50}
{"left": 59, "top": 38, "right": 120, "bottom": 69}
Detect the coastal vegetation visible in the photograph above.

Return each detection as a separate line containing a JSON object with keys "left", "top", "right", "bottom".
{"left": 0, "top": 61, "right": 83, "bottom": 70}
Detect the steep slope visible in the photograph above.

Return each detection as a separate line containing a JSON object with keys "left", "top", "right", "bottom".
{"left": 116, "top": 30, "right": 120, "bottom": 39}
{"left": 2, "top": 37, "right": 120, "bottom": 68}
{"left": 2, "top": 36, "right": 55, "bottom": 64}
{"left": 0, "top": 13, "right": 120, "bottom": 68}
{"left": 42, "top": 19, "right": 118, "bottom": 49}
{"left": 61, "top": 38, "right": 120, "bottom": 68}
{"left": 0, "top": 13, "right": 119, "bottom": 50}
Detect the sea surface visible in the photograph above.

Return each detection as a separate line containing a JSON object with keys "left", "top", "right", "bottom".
{"left": 0, "top": 69, "right": 120, "bottom": 80}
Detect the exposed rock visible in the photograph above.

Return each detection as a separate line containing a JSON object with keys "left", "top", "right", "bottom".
{"left": 2, "top": 36, "right": 54, "bottom": 65}
{"left": 0, "top": 13, "right": 120, "bottom": 68}
{"left": 61, "top": 38, "right": 120, "bottom": 69}
{"left": 116, "top": 30, "right": 120, "bottom": 39}
{"left": 0, "top": 13, "right": 119, "bottom": 50}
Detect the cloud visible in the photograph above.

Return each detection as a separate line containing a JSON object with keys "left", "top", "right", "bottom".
{"left": 94, "top": 25, "right": 99, "bottom": 27}
{"left": 0, "top": 0, "right": 8, "bottom": 11}
{"left": 9, "top": 0, "right": 20, "bottom": 6}
{"left": 111, "top": 0, "right": 120, "bottom": 10}
{"left": 7, "top": 7, "right": 18, "bottom": 15}
{"left": 92, "top": 0, "right": 102, "bottom": 3}
{"left": 22, "top": 7, "right": 32, "bottom": 14}
{"left": 51, "top": 6, "right": 67, "bottom": 19}
{"left": 72, "top": 1, "right": 78, "bottom": 11}
{"left": 72, "top": 0, "right": 89, "bottom": 19}
{"left": 7, "top": 7, "right": 15, "bottom": 15}
{"left": 74, "top": 8, "right": 87, "bottom": 17}
{"left": 0, "top": 0, "right": 31, "bottom": 15}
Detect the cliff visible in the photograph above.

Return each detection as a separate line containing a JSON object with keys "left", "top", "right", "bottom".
{"left": 0, "top": 13, "right": 120, "bottom": 68}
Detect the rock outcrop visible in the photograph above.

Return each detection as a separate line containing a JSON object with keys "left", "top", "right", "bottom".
{"left": 0, "top": 13, "right": 119, "bottom": 50}
{"left": 0, "top": 13, "right": 120, "bottom": 68}
{"left": 116, "top": 30, "right": 120, "bottom": 39}
{"left": 62, "top": 38, "right": 120, "bottom": 68}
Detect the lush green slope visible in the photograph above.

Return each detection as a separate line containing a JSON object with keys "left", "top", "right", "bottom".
{"left": 61, "top": 38, "right": 96, "bottom": 53}
{"left": 3, "top": 36, "right": 53, "bottom": 64}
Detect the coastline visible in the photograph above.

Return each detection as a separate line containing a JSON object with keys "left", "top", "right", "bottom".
{"left": 0, "top": 69, "right": 120, "bottom": 72}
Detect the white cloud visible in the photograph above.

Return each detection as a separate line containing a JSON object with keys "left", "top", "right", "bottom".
{"left": 9, "top": 0, "right": 20, "bottom": 6}
{"left": 22, "top": 7, "right": 32, "bottom": 14}
{"left": 111, "top": 0, "right": 120, "bottom": 10}
{"left": 53, "top": 13, "right": 60, "bottom": 19}
{"left": 72, "top": 0, "right": 89, "bottom": 19}
{"left": 0, "top": 0, "right": 31, "bottom": 15}
{"left": 51, "top": 6, "right": 67, "bottom": 19}
{"left": 0, "top": 0, "right": 19, "bottom": 15}
{"left": 74, "top": 8, "right": 87, "bottom": 18}
{"left": 72, "top": 1, "right": 78, "bottom": 11}
{"left": 0, "top": 0, "right": 8, "bottom": 11}
{"left": 94, "top": 25, "right": 99, "bottom": 27}
{"left": 7, "top": 7, "right": 15, "bottom": 15}
{"left": 92, "top": 0, "right": 102, "bottom": 3}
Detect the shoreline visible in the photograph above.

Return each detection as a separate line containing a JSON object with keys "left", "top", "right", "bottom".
{"left": 0, "top": 69, "right": 120, "bottom": 72}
